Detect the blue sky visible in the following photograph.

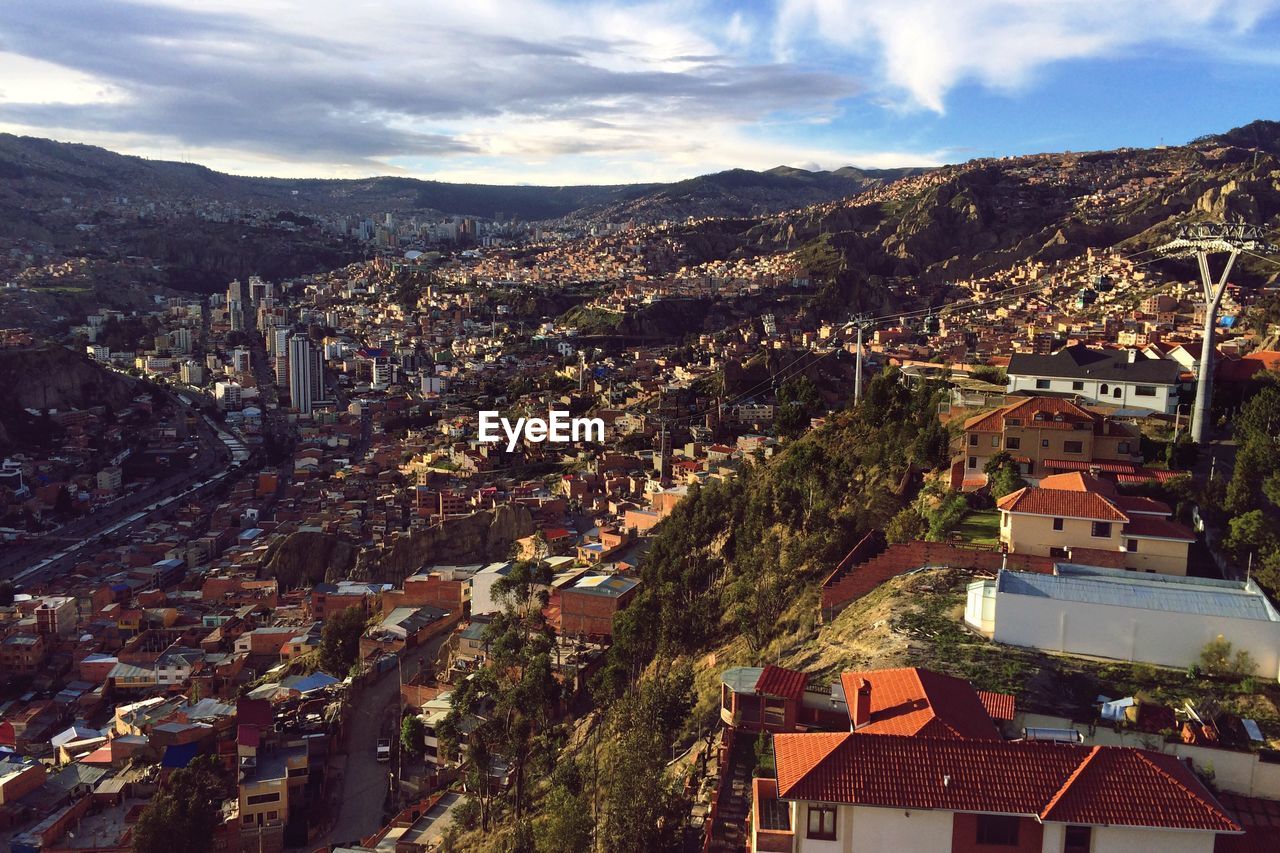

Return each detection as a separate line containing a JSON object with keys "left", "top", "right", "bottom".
{"left": 1, "top": 0, "right": 1278, "bottom": 184}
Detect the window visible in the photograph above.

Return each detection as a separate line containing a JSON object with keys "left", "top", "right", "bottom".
{"left": 1064, "top": 825, "right": 1092, "bottom": 853}
{"left": 968, "top": 456, "right": 978, "bottom": 470}
{"left": 247, "top": 793, "right": 281, "bottom": 806}
{"left": 1005, "top": 437, "right": 1021, "bottom": 450}
{"left": 1041, "top": 439, "right": 1049, "bottom": 448}
{"left": 722, "top": 686, "right": 732, "bottom": 711}
{"left": 1113, "top": 387, "right": 1122, "bottom": 398}
{"left": 1007, "top": 418, "right": 1022, "bottom": 426}
{"left": 267, "top": 811, "right": 279, "bottom": 821}
{"left": 1127, "top": 539, "right": 1138, "bottom": 552}
{"left": 1052, "top": 518, "right": 1064, "bottom": 531}
{"left": 1071, "top": 381, "right": 1084, "bottom": 391}
{"left": 1099, "top": 384, "right": 1108, "bottom": 394}
{"left": 1117, "top": 441, "right": 1130, "bottom": 454}
{"left": 1050, "top": 547, "right": 1069, "bottom": 559}
{"left": 976, "top": 814, "right": 1020, "bottom": 845}
{"left": 807, "top": 806, "right": 837, "bottom": 840}
{"left": 764, "top": 697, "right": 785, "bottom": 726}
{"left": 1091, "top": 522, "right": 1112, "bottom": 538}
{"left": 1035, "top": 379, "right": 1051, "bottom": 389}
{"left": 1064, "top": 441, "right": 1083, "bottom": 454}
{"left": 969, "top": 434, "right": 979, "bottom": 447}
{"left": 243, "top": 815, "right": 254, "bottom": 825}
{"left": 1135, "top": 385, "right": 1156, "bottom": 397}
{"left": 992, "top": 435, "right": 1000, "bottom": 448}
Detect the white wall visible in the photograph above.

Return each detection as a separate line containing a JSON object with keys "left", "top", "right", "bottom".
{"left": 991, "top": 589, "right": 1280, "bottom": 680}
{"left": 795, "top": 804, "right": 953, "bottom": 852}
{"left": 1085, "top": 826, "right": 1216, "bottom": 853}
{"left": 1007, "top": 375, "right": 1175, "bottom": 413}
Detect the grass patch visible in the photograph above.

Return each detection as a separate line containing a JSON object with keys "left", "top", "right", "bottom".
{"left": 952, "top": 510, "right": 1001, "bottom": 546}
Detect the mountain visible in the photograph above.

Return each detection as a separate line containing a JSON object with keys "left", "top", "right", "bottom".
{"left": 0, "top": 133, "right": 916, "bottom": 223}
{"left": 572, "top": 165, "right": 927, "bottom": 223}
{"left": 661, "top": 120, "right": 1280, "bottom": 316}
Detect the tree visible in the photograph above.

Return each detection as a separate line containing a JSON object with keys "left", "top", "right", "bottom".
{"left": 1199, "top": 636, "right": 1258, "bottom": 678}
{"left": 536, "top": 784, "right": 593, "bottom": 853}
{"left": 132, "top": 755, "right": 226, "bottom": 853}
{"left": 983, "top": 451, "right": 1027, "bottom": 500}
{"left": 775, "top": 375, "right": 822, "bottom": 439}
{"left": 885, "top": 506, "right": 927, "bottom": 544}
{"left": 319, "top": 606, "right": 365, "bottom": 676}
{"left": 401, "top": 714, "right": 425, "bottom": 755}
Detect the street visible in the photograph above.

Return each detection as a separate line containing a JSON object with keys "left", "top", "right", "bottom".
{"left": 321, "top": 632, "right": 451, "bottom": 847}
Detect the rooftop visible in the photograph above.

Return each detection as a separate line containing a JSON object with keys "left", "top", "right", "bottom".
{"left": 997, "top": 564, "right": 1280, "bottom": 621}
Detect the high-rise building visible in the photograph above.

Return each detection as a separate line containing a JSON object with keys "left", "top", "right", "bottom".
{"left": 288, "top": 335, "right": 313, "bottom": 415}
{"left": 231, "top": 347, "right": 251, "bottom": 374}
{"left": 310, "top": 347, "right": 326, "bottom": 403}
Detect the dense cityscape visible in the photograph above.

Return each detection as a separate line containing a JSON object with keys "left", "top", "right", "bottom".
{"left": 6, "top": 4, "right": 1280, "bottom": 852}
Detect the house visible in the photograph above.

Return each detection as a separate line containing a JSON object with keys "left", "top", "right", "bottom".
{"left": 997, "top": 471, "right": 1195, "bottom": 575}
{"left": 559, "top": 574, "right": 639, "bottom": 638}
{"left": 966, "top": 565, "right": 1280, "bottom": 680}
{"left": 960, "top": 396, "right": 1141, "bottom": 484}
{"left": 1006, "top": 344, "right": 1181, "bottom": 413}
{"left": 757, "top": 731, "right": 1240, "bottom": 852}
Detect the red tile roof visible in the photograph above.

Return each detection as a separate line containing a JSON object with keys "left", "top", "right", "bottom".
{"left": 1124, "top": 515, "right": 1196, "bottom": 542}
{"left": 1115, "top": 495, "right": 1172, "bottom": 516}
{"left": 997, "top": 487, "right": 1129, "bottom": 522}
{"left": 964, "top": 396, "right": 1096, "bottom": 433}
{"left": 977, "top": 690, "right": 1016, "bottom": 722}
{"left": 838, "top": 667, "right": 1001, "bottom": 740}
{"left": 754, "top": 664, "right": 808, "bottom": 701}
{"left": 774, "top": 732, "right": 1240, "bottom": 833}
{"left": 1044, "top": 458, "right": 1138, "bottom": 474}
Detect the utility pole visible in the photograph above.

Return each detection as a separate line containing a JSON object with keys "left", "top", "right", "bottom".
{"left": 1156, "top": 222, "right": 1276, "bottom": 444}
{"left": 852, "top": 315, "right": 873, "bottom": 403}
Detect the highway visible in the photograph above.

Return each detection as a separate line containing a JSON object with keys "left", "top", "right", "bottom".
{"left": 0, "top": 390, "right": 251, "bottom": 586}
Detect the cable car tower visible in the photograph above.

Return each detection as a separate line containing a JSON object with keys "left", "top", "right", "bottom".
{"left": 1156, "top": 221, "right": 1276, "bottom": 444}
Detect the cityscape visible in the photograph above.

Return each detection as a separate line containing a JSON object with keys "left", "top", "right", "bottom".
{"left": 4, "top": 3, "right": 1280, "bottom": 853}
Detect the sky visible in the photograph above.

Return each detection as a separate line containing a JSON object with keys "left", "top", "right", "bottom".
{"left": 1, "top": 0, "right": 1279, "bottom": 185}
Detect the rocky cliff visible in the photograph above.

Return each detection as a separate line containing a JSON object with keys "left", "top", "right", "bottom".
{"left": 351, "top": 503, "right": 536, "bottom": 585}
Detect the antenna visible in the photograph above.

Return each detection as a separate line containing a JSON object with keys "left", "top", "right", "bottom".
{"left": 1155, "top": 222, "right": 1277, "bottom": 444}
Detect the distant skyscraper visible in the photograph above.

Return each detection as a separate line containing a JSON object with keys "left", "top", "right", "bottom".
{"left": 288, "top": 335, "right": 313, "bottom": 415}
{"left": 310, "top": 347, "right": 326, "bottom": 403}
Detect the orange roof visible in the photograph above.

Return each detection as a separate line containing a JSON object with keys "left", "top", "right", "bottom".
{"left": 755, "top": 665, "right": 808, "bottom": 701}
{"left": 773, "top": 732, "right": 1240, "bottom": 833}
{"left": 964, "top": 396, "right": 1096, "bottom": 432}
{"left": 997, "top": 487, "right": 1128, "bottom": 522}
{"left": 838, "top": 667, "right": 1001, "bottom": 740}
{"left": 1037, "top": 471, "right": 1118, "bottom": 497}
{"left": 977, "top": 690, "right": 1016, "bottom": 722}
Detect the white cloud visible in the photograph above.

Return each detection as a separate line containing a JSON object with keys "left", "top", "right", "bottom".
{"left": 774, "top": 0, "right": 1280, "bottom": 112}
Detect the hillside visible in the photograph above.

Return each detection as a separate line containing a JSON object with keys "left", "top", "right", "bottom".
{"left": 0, "top": 343, "right": 139, "bottom": 450}
{"left": 0, "top": 133, "right": 912, "bottom": 223}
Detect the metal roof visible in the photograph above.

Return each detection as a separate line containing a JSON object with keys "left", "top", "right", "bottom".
{"left": 997, "top": 564, "right": 1280, "bottom": 622}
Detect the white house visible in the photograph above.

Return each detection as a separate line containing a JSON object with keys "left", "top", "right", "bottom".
{"left": 1006, "top": 344, "right": 1181, "bottom": 413}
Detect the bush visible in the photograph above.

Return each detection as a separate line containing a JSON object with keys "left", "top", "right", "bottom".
{"left": 1198, "top": 636, "right": 1257, "bottom": 678}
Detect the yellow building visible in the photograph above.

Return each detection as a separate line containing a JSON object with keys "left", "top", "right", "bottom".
{"left": 997, "top": 472, "right": 1194, "bottom": 575}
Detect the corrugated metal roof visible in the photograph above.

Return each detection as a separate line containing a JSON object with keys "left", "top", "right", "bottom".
{"left": 998, "top": 566, "right": 1279, "bottom": 621}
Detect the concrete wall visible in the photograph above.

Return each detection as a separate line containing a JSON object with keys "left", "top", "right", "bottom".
{"left": 991, "top": 586, "right": 1280, "bottom": 679}
{"left": 792, "top": 804, "right": 954, "bottom": 852}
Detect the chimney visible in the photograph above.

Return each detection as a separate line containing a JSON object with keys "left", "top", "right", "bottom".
{"left": 1127, "top": 348, "right": 1139, "bottom": 363}
{"left": 853, "top": 678, "right": 872, "bottom": 729}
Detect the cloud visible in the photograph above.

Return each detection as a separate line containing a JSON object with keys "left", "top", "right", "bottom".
{"left": 773, "top": 0, "right": 1280, "bottom": 112}
{"left": 0, "top": 0, "right": 889, "bottom": 179}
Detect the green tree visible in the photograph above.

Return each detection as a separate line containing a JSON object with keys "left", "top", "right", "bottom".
{"left": 983, "top": 451, "right": 1027, "bottom": 500}
{"left": 401, "top": 714, "right": 425, "bottom": 755}
{"left": 775, "top": 375, "right": 822, "bottom": 439}
{"left": 535, "top": 784, "right": 593, "bottom": 853}
{"left": 132, "top": 755, "right": 226, "bottom": 853}
{"left": 318, "top": 606, "right": 365, "bottom": 676}
{"left": 885, "top": 506, "right": 927, "bottom": 544}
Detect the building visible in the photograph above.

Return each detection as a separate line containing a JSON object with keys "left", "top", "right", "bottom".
{"left": 287, "top": 335, "right": 313, "bottom": 415}
{"left": 559, "top": 574, "right": 639, "bottom": 638}
{"left": 0, "top": 634, "right": 47, "bottom": 674}
{"left": 215, "top": 381, "right": 243, "bottom": 411}
{"left": 966, "top": 565, "right": 1280, "bottom": 680}
{"left": 34, "top": 596, "right": 78, "bottom": 637}
{"left": 960, "top": 396, "right": 1141, "bottom": 484}
{"left": 1006, "top": 343, "right": 1181, "bottom": 413}
{"left": 96, "top": 465, "right": 123, "bottom": 494}
{"left": 311, "top": 581, "right": 391, "bottom": 620}
{"left": 757, "top": 731, "right": 1240, "bottom": 852}
{"left": 997, "top": 471, "right": 1195, "bottom": 575}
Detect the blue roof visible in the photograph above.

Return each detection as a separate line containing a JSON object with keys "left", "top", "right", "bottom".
{"left": 280, "top": 671, "right": 339, "bottom": 694}
{"left": 162, "top": 741, "right": 200, "bottom": 769}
